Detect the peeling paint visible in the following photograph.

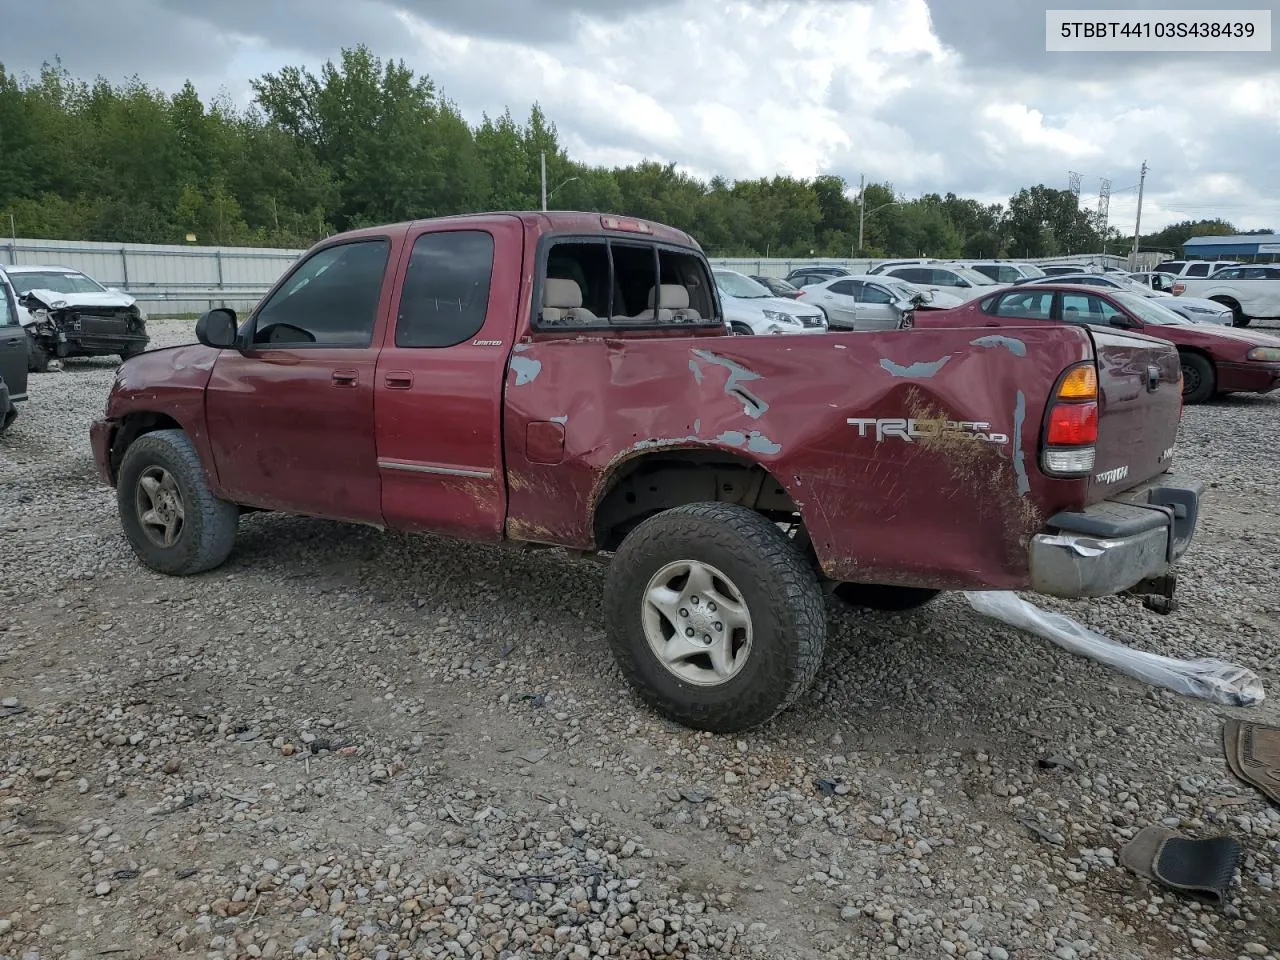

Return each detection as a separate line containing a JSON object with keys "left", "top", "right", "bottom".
{"left": 689, "top": 349, "right": 769, "bottom": 419}
{"left": 512, "top": 343, "right": 530, "bottom": 353}
{"left": 510, "top": 355, "right": 542, "bottom": 385}
{"left": 833, "top": 344, "right": 847, "bottom": 350}
{"left": 688, "top": 358, "right": 704, "bottom": 383}
{"left": 880, "top": 355, "right": 951, "bottom": 378}
{"left": 693, "top": 419, "right": 701, "bottom": 434}
{"left": 714, "top": 430, "right": 783, "bottom": 455}
{"left": 551, "top": 415, "right": 568, "bottom": 425}
{"left": 970, "top": 335, "right": 1027, "bottom": 358}
{"left": 1012, "top": 390, "right": 1029, "bottom": 496}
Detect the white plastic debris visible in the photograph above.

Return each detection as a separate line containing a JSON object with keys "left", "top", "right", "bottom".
{"left": 963, "top": 591, "right": 1265, "bottom": 707}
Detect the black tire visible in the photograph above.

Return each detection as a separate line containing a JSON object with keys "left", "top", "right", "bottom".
{"left": 1212, "top": 297, "right": 1249, "bottom": 327}
{"left": 119, "top": 341, "right": 147, "bottom": 361}
{"left": 27, "top": 339, "right": 50, "bottom": 373}
{"left": 603, "top": 502, "right": 826, "bottom": 733}
{"left": 1179, "top": 351, "right": 1216, "bottom": 404}
{"left": 116, "top": 429, "right": 239, "bottom": 576}
{"left": 833, "top": 582, "right": 940, "bottom": 612}
{"left": 729, "top": 322, "right": 755, "bottom": 336}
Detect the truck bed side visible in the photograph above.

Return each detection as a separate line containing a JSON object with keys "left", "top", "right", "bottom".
{"left": 501, "top": 325, "right": 1098, "bottom": 591}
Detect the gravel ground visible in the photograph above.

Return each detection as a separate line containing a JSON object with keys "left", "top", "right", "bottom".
{"left": 2, "top": 318, "right": 1279, "bottom": 960}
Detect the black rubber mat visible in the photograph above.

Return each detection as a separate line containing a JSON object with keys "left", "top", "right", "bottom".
{"left": 1151, "top": 834, "right": 1242, "bottom": 904}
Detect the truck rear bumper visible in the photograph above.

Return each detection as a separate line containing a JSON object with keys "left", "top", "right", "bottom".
{"left": 1029, "top": 473, "right": 1204, "bottom": 599}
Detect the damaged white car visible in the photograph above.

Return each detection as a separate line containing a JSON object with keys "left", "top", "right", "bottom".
{"left": 1, "top": 264, "right": 150, "bottom": 372}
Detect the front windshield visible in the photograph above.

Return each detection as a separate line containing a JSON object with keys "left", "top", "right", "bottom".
{"left": 952, "top": 265, "right": 998, "bottom": 285}
{"left": 8, "top": 271, "right": 108, "bottom": 295}
{"left": 714, "top": 270, "right": 771, "bottom": 298}
{"left": 1112, "top": 290, "right": 1189, "bottom": 325}
{"left": 881, "top": 279, "right": 921, "bottom": 300}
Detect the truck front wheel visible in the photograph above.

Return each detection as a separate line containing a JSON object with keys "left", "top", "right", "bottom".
{"left": 117, "top": 429, "right": 240, "bottom": 576}
{"left": 603, "top": 502, "right": 826, "bottom": 733}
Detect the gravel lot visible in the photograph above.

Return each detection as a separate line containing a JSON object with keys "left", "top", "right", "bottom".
{"left": 2, "top": 318, "right": 1279, "bottom": 960}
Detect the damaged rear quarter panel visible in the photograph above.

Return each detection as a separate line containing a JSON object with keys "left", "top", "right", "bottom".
{"left": 502, "top": 326, "right": 1095, "bottom": 590}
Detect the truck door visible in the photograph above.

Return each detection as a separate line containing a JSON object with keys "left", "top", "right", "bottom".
{"left": 373, "top": 216, "right": 524, "bottom": 539}
{"left": 204, "top": 236, "right": 396, "bottom": 524}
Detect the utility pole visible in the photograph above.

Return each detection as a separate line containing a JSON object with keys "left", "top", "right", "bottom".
{"left": 540, "top": 151, "right": 548, "bottom": 212}
{"left": 1129, "top": 160, "right": 1148, "bottom": 271}
{"left": 856, "top": 174, "right": 865, "bottom": 256}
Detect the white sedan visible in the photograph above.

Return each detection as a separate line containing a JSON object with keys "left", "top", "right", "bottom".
{"left": 795, "top": 275, "right": 964, "bottom": 331}
{"left": 712, "top": 270, "right": 828, "bottom": 335}
{"left": 868, "top": 263, "right": 1008, "bottom": 303}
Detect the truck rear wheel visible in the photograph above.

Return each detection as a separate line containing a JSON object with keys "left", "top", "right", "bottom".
{"left": 117, "top": 429, "right": 239, "bottom": 576}
{"left": 603, "top": 502, "right": 826, "bottom": 733}
{"left": 833, "top": 582, "right": 940, "bottom": 611}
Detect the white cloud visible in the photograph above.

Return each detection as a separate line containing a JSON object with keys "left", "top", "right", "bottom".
{"left": 2, "top": 0, "right": 1276, "bottom": 232}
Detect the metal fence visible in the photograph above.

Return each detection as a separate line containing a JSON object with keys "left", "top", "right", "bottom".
{"left": 0, "top": 237, "right": 302, "bottom": 315}
{"left": 0, "top": 236, "right": 1168, "bottom": 316}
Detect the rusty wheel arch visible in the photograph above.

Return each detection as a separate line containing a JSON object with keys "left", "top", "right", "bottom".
{"left": 590, "top": 448, "right": 805, "bottom": 554}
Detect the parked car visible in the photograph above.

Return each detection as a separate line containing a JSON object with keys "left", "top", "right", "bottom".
{"left": 956, "top": 260, "right": 1047, "bottom": 283}
{"left": 870, "top": 263, "right": 1007, "bottom": 302}
{"left": 1175, "top": 267, "right": 1280, "bottom": 327}
{"left": 795, "top": 274, "right": 961, "bottom": 330}
{"left": 0, "top": 270, "right": 28, "bottom": 432}
{"left": 712, "top": 269, "right": 827, "bottom": 335}
{"left": 1, "top": 264, "right": 150, "bottom": 370}
{"left": 749, "top": 275, "right": 804, "bottom": 299}
{"left": 783, "top": 265, "right": 850, "bottom": 288}
{"left": 1154, "top": 260, "right": 1243, "bottom": 278}
{"left": 913, "top": 282, "right": 1280, "bottom": 403}
{"left": 1128, "top": 271, "right": 1182, "bottom": 294}
{"left": 90, "top": 211, "right": 1202, "bottom": 732}
{"left": 1015, "top": 272, "right": 1232, "bottom": 325}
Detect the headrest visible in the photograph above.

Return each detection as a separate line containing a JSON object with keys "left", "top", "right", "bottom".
{"left": 544, "top": 278, "right": 584, "bottom": 309}
{"left": 646, "top": 284, "right": 691, "bottom": 310}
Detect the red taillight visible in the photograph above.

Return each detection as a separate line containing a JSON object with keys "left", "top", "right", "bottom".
{"left": 1046, "top": 402, "right": 1098, "bottom": 445}
{"left": 1041, "top": 360, "right": 1099, "bottom": 477}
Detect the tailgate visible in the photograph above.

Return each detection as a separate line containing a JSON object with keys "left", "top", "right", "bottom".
{"left": 1086, "top": 326, "right": 1182, "bottom": 504}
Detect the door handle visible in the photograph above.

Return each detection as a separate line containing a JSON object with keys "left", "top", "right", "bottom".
{"left": 331, "top": 369, "right": 359, "bottom": 387}
{"left": 384, "top": 371, "right": 413, "bottom": 389}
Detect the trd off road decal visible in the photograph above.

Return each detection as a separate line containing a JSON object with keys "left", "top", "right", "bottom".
{"left": 846, "top": 417, "right": 1009, "bottom": 444}
{"left": 1095, "top": 466, "right": 1130, "bottom": 484}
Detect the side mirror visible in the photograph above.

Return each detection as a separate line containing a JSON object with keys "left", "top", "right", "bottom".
{"left": 196, "top": 307, "right": 238, "bottom": 349}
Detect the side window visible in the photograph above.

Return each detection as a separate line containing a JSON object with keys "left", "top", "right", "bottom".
{"left": 892, "top": 268, "right": 924, "bottom": 283}
{"left": 0, "top": 285, "right": 13, "bottom": 326}
{"left": 1184, "top": 263, "right": 1211, "bottom": 277}
{"left": 991, "top": 291, "right": 1053, "bottom": 319}
{"left": 971, "top": 265, "right": 998, "bottom": 281}
{"left": 396, "top": 231, "right": 494, "bottom": 348}
{"left": 1060, "top": 293, "right": 1126, "bottom": 325}
{"left": 931, "top": 269, "right": 960, "bottom": 285}
{"left": 1214, "top": 268, "right": 1242, "bottom": 280}
{"left": 859, "top": 283, "right": 894, "bottom": 304}
{"left": 997, "top": 266, "right": 1021, "bottom": 283}
{"left": 1154, "top": 262, "right": 1182, "bottom": 275}
{"left": 658, "top": 248, "right": 715, "bottom": 321}
{"left": 1240, "top": 268, "right": 1267, "bottom": 280}
{"left": 827, "top": 280, "right": 856, "bottom": 296}
{"left": 253, "top": 239, "right": 390, "bottom": 346}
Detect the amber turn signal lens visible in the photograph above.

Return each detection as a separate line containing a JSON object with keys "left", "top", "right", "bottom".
{"left": 1057, "top": 365, "right": 1098, "bottom": 400}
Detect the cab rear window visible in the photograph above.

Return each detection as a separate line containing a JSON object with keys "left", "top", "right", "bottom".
{"left": 535, "top": 237, "right": 720, "bottom": 330}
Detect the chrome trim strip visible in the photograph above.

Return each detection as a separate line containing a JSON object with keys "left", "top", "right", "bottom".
{"left": 377, "top": 459, "right": 493, "bottom": 480}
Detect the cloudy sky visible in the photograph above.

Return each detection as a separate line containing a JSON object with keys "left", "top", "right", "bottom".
{"left": 2, "top": 0, "right": 1278, "bottom": 234}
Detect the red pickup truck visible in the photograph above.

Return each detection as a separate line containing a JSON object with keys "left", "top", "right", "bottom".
{"left": 91, "top": 212, "right": 1203, "bottom": 732}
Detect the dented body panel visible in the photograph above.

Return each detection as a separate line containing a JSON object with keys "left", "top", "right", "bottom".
{"left": 90, "top": 211, "right": 1201, "bottom": 601}
{"left": 503, "top": 327, "right": 1095, "bottom": 589}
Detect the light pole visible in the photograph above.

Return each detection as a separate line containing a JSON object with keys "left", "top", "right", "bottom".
{"left": 546, "top": 176, "right": 579, "bottom": 209}
{"left": 855, "top": 200, "right": 901, "bottom": 256}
